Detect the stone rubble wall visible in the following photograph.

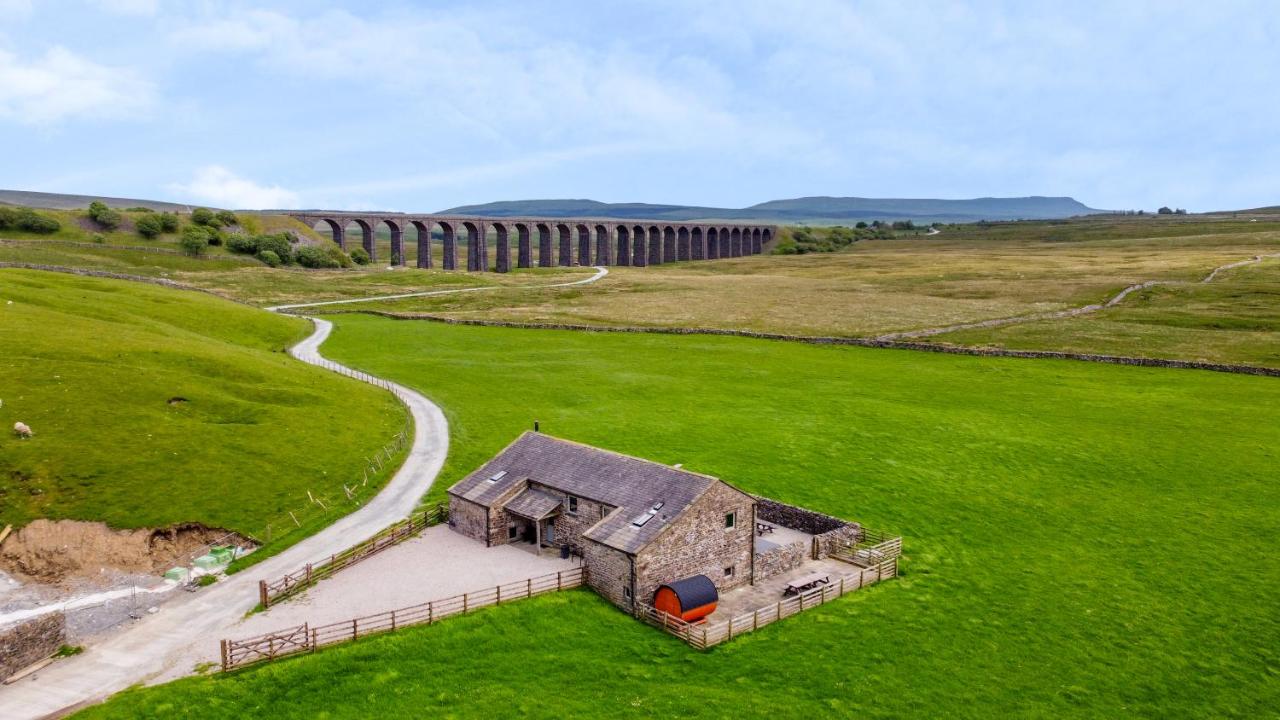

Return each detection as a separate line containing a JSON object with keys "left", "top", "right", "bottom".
{"left": 755, "top": 496, "right": 862, "bottom": 560}
{"left": 752, "top": 539, "right": 808, "bottom": 581}
{"left": 0, "top": 613, "right": 65, "bottom": 681}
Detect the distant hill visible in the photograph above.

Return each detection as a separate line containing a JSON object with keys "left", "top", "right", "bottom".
{"left": 440, "top": 196, "right": 1106, "bottom": 224}
{"left": 0, "top": 190, "right": 198, "bottom": 212}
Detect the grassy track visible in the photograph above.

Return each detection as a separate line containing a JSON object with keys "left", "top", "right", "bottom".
{"left": 0, "top": 270, "right": 404, "bottom": 542}
{"left": 79, "top": 317, "right": 1280, "bottom": 718}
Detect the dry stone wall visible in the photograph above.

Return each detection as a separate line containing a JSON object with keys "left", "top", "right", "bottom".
{"left": 583, "top": 540, "right": 632, "bottom": 608}
{"left": 753, "top": 539, "right": 808, "bottom": 581}
{"left": 0, "top": 613, "right": 65, "bottom": 681}
{"left": 756, "top": 496, "right": 862, "bottom": 559}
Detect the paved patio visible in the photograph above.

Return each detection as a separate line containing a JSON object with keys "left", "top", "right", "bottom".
{"left": 708, "top": 555, "right": 858, "bottom": 621}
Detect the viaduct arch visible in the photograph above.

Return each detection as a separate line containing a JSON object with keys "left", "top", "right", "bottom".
{"left": 288, "top": 212, "right": 776, "bottom": 272}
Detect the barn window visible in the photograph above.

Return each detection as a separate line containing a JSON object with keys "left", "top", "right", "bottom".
{"left": 724, "top": 511, "right": 737, "bottom": 529}
{"left": 724, "top": 566, "right": 735, "bottom": 578}
{"left": 623, "top": 585, "right": 633, "bottom": 600}
{"left": 567, "top": 495, "right": 579, "bottom": 515}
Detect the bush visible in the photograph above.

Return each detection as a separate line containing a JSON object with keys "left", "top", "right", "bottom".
{"left": 258, "top": 250, "right": 282, "bottom": 267}
{"left": 225, "top": 233, "right": 258, "bottom": 255}
{"left": 326, "top": 244, "right": 353, "bottom": 268}
{"left": 14, "top": 209, "right": 60, "bottom": 234}
{"left": 190, "top": 207, "right": 216, "bottom": 226}
{"left": 214, "top": 210, "right": 239, "bottom": 227}
{"left": 179, "top": 231, "right": 208, "bottom": 256}
{"left": 181, "top": 225, "right": 221, "bottom": 250}
{"left": 125, "top": 207, "right": 153, "bottom": 213}
{"left": 294, "top": 244, "right": 342, "bottom": 269}
{"left": 255, "top": 233, "right": 292, "bottom": 264}
{"left": 135, "top": 214, "right": 164, "bottom": 239}
{"left": 350, "top": 247, "right": 370, "bottom": 265}
{"left": 87, "top": 201, "right": 121, "bottom": 230}
{"left": 158, "top": 212, "right": 180, "bottom": 233}
{"left": 0, "top": 207, "right": 16, "bottom": 228}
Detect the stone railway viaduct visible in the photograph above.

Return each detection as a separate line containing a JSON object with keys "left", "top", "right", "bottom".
{"left": 287, "top": 212, "right": 776, "bottom": 271}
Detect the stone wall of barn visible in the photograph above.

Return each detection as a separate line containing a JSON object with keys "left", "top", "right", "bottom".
{"left": 530, "top": 482, "right": 614, "bottom": 550}
{"left": 752, "top": 539, "right": 809, "bottom": 581}
{"left": 633, "top": 483, "right": 755, "bottom": 604}
{"left": 582, "top": 539, "right": 633, "bottom": 609}
{"left": 0, "top": 613, "right": 65, "bottom": 681}
{"left": 447, "top": 495, "right": 491, "bottom": 544}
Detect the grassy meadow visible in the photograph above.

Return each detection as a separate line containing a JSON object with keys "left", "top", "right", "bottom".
{"left": 79, "top": 317, "right": 1280, "bottom": 718}
{"left": 331, "top": 216, "right": 1280, "bottom": 367}
{"left": 0, "top": 269, "right": 405, "bottom": 547}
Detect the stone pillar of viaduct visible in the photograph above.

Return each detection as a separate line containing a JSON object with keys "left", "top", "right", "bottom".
{"left": 287, "top": 213, "right": 775, "bottom": 274}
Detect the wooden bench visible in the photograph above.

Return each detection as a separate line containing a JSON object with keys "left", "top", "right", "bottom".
{"left": 783, "top": 572, "right": 830, "bottom": 596}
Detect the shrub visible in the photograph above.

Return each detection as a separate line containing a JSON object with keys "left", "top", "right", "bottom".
{"left": 125, "top": 207, "right": 153, "bottom": 213}
{"left": 181, "top": 225, "right": 221, "bottom": 250}
{"left": 855, "top": 221, "right": 868, "bottom": 229}
{"left": 350, "top": 247, "right": 370, "bottom": 265}
{"left": 215, "top": 210, "right": 239, "bottom": 227}
{"left": 258, "top": 250, "right": 282, "bottom": 267}
{"left": 135, "top": 214, "right": 163, "bottom": 238}
{"left": 294, "top": 244, "right": 339, "bottom": 268}
{"left": 190, "top": 207, "right": 216, "bottom": 226}
{"left": 158, "top": 212, "right": 180, "bottom": 233}
{"left": 15, "top": 210, "right": 60, "bottom": 234}
{"left": 326, "top": 244, "right": 353, "bottom": 268}
{"left": 91, "top": 233, "right": 105, "bottom": 243}
{"left": 225, "top": 233, "right": 258, "bottom": 255}
{"left": 254, "top": 233, "right": 292, "bottom": 264}
{"left": 0, "top": 207, "right": 18, "bottom": 228}
{"left": 87, "top": 201, "right": 122, "bottom": 230}
{"left": 179, "top": 231, "right": 207, "bottom": 256}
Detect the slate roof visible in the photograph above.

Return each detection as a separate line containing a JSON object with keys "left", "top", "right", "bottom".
{"left": 503, "top": 487, "right": 562, "bottom": 520}
{"left": 448, "top": 432, "right": 721, "bottom": 554}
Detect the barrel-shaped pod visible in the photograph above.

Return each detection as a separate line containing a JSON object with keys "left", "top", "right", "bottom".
{"left": 653, "top": 574, "right": 718, "bottom": 622}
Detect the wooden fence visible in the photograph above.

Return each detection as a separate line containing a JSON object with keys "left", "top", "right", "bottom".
{"left": 225, "top": 566, "right": 586, "bottom": 671}
{"left": 637, "top": 554, "right": 900, "bottom": 650}
{"left": 831, "top": 532, "right": 903, "bottom": 567}
{"left": 258, "top": 503, "right": 448, "bottom": 608}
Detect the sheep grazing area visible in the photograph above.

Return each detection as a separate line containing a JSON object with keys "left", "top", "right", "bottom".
{"left": 0, "top": 269, "right": 405, "bottom": 579}
{"left": 77, "top": 317, "right": 1280, "bottom": 719}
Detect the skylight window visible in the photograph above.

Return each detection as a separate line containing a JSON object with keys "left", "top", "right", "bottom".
{"left": 487, "top": 470, "right": 507, "bottom": 483}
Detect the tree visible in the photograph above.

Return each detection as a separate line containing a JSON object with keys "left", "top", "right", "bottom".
{"left": 158, "top": 212, "right": 180, "bottom": 233}
{"left": 190, "top": 207, "right": 216, "bottom": 226}
{"left": 254, "top": 233, "right": 293, "bottom": 264}
{"left": 135, "top": 214, "right": 163, "bottom": 238}
{"left": 179, "top": 230, "right": 208, "bottom": 256}
{"left": 214, "top": 210, "right": 239, "bottom": 227}
{"left": 1157, "top": 206, "right": 1173, "bottom": 215}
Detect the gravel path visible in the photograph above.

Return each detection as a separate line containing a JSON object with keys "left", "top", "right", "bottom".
{"left": 0, "top": 317, "right": 449, "bottom": 720}
{"left": 158, "top": 526, "right": 579, "bottom": 681}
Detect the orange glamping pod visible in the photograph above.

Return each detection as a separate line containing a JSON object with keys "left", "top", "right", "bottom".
{"left": 653, "top": 575, "right": 718, "bottom": 622}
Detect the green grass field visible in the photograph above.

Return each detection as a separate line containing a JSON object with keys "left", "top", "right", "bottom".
{"left": 79, "top": 317, "right": 1280, "bottom": 718}
{"left": 0, "top": 270, "right": 404, "bottom": 548}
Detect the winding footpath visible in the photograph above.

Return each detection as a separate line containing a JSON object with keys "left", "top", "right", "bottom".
{"left": 0, "top": 265, "right": 612, "bottom": 718}
{"left": 0, "top": 319, "right": 449, "bottom": 720}
{"left": 875, "top": 253, "right": 1278, "bottom": 342}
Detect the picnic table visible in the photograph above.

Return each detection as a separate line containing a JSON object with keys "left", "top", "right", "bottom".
{"left": 756, "top": 522, "right": 775, "bottom": 536}
{"left": 783, "top": 572, "right": 830, "bottom": 596}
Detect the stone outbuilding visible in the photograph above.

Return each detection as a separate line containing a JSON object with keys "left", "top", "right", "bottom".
{"left": 447, "top": 432, "right": 758, "bottom": 610}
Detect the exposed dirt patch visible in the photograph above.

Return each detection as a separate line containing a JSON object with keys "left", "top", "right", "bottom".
{"left": 0, "top": 519, "right": 249, "bottom": 586}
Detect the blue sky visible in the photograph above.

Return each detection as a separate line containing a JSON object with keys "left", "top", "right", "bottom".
{"left": 0, "top": 1, "right": 1276, "bottom": 212}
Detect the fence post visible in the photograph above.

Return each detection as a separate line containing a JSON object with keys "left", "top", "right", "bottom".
{"left": 753, "top": 609, "right": 759, "bottom": 631}
{"left": 528, "top": 577, "right": 533, "bottom": 597}
{"left": 306, "top": 563, "right": 312, "bottom": 587}
{"left": 728, "top": 616, "right": 734, "bottom": 638}
{"left": 391, "top": 610, "right": 397, "bottom": 631}
{"left": 557, "top": 571, "right": 562, "bottom": 590}
{"left": 428, "top": 601, "right": 434, "bottom": 625}
{"left": 352, "top": 618, "right": 358, "bottom": 640}
{"left": 840, "top": 576, "right": 845, "bottom": 596}
{"left": 463, "top": 593, "right": 469, "bottom": 613}
{"left": 497, "top": 585, "right": 502, "bottom": 605}
{"left": 259, "top": 580, "right": 269, "bottom": 608}
{"left": 220, "top": 639, "right": 229, "bottom": 672}
{"left": 311, "top": 628, "right": 317, "bottom": 652}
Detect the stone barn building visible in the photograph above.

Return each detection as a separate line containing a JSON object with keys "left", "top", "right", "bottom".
{"left": 447, "top": 432, "right": 758, "bottom": 610}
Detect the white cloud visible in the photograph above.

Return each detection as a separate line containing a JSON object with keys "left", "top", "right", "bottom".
{"left": 168, "top": 166, "right": 301, "bottom": 209}
{"left": 0, "top": 0, "right": 32, "bottom": 19}
{"left": 0, "top": 46, "right": 154, "bottom": 125}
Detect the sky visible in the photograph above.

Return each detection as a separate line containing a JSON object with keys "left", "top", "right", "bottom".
{"left": 0, "top": 0, "right": 1276, "bottom": 213}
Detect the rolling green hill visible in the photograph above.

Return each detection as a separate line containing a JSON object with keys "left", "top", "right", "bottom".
{"left": 0, "top": 269, "right": 404, "bottom": 550}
